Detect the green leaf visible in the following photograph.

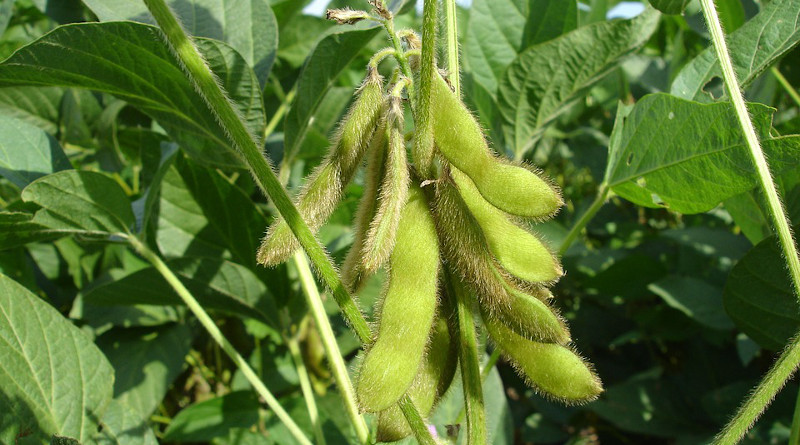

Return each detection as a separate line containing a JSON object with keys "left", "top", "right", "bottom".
{"left": 0, "top": 116, "right": 70, "bottom": 188}
{"left": 648, "top": 275, "right": 734, "bottom": 330}
{"left": 84, "top": 257, "right": 279, "bottom": 327}
{"left": 154, "top": 155, "right": 266, "bottom": 268}
{"left": 163, "top": 391, "right": 260, "bottom": 442}
{"left": 0, "top": 22, "right": 266, "bottom": 168}
{"left": 0, "top": 87, "right": 63, "bottom": 134}
{"left": 0, "top": 273, "right": 114, "bottom": 444}
{"left": 94, "top": 398, "right": 159, "bottom": 445}
{"left": 21, "top": 170, "right": 134, "bottom": 236}
{"left": 671, "top": 0, "right": 800, "bottom": 102}
{"left": 82, "top": 0, "right": 278, "bottom": 85}
{"left": 723, "top": 230, "right": 800, "bottom": 350}
{"left": 523, "top": 0, "right": 578, "bottom": 47}
{"left": 646, "top": 0, "right": 689, "bottom": 15}
{"left": 498, "top": 9, "right": 660, "bottom": 154}
{"left": 283, "top": 26, "right": 380, "bottom": 157}
{"left": 605, "top": 93, "right": 800, "bottom": 213}
{"left": 0, "top": 212, "right": 66, "bottom": 250}
{"left": 50, "top": 436, "right": 81, "bottom": 445}
{"left": 96, "top": 324, "right": 193, "bottom": 422}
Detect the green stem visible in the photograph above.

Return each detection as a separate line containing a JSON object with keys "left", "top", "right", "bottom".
{"left": 382, "top": 19, "right": 416, "bottom": 102}
{"left": 444, "top": 0, "right": 460, "bottom": 95}
{"left": 129, "top": 237, "right": 312, "bottom": 445}
{"left": 264, "top": 86, "right": 296, "bottom": 141}
{"left": 771, "top": 66, "right": 800, "bottom": 109}
{"left": 397, "top": 397, "right": 438, "bottom": 445}
{"left": 713, "top": 333, "right": 800, "bottom": 444}
{"left": 789, "top": 385, "right": 800, "bottom": 445}
{"left": 412, "top": 0, "right": 438, "bottom": 179}
{"left": 558, "top": 184, "right": 610, "bottom": 257}
{"left": 455, "top": 347, "right": 501, "bottom": 425}
{"left": 450, "top": 273, "right": 486, "bottom": 444}
{"left": 286, "top": 333, "right": 326, "bottom": 445}
{"left": 292, "top": 252, "right": 369, "bottom": 444}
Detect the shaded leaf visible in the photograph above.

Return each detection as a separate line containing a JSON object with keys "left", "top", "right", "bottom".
{"left": 723, "top": 230, "right": 800, "bottom": 350}
{"left": 0, "top": 87, "right": 63, "bottom": 134}
{"left": 605, "top": 94, "right": 800, "bottom": 213}
{"left": 0, "top": 22, "right": 266, "bottom": 168}
{"left": 647, "top": 0, "right": 689, "bottom": 15}
{"left": 671, "top": 0, "right": 800, "bottom": 102}
{"left": 0, "top": 116, "right": 70, "bottom": 189}
{"left": 649, "top": 275, "right": 734, "bottom": 330}
{"left": 0, "top": 273, "right": 114, "bottom": 444}
{"left": 163, "top": 391, "right": 260, "bottom": 442}
{"left": 498, "top": 9, "right": 659, "bottom": 153}
{"left": 0, "top": 212, "right": 66, "bottom": 250}
{"left": 95, "top": 398, "right": 159, "bottom": 445}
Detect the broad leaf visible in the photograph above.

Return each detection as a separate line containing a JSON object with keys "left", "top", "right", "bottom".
{"left": 671, "top": 0, "right": 800, "bottom": 102}
{"left": 498, "top": 9, "right": 659, "bottom": 153}
{"left": 605, "top": 94, "right": 800, "bottom": 213}
{"left": 21, "top": 170, "right": 135, "bottom": 236}
{"left": 82, "top": 0, "right": 278, "bottom": 85}
{"left": 0, "top": 273, "right": 114, "bottom": 444}
{"left": 0, "top": 212, "right": 66, "bottom": 250}
{"left": 0, "top": 116, "right": 70, "bottom": 188}
{"left": 96, "top": 324, "right": 193, "bottom": 421}
{"left": 647, "top": 0, "right": 689, "bottom": 14}
{"left": 95, "top": 399, "right": 159, "bottom": 445}
{"left": 649, "top": 275, "right": 734, "bottom": 330}
{"left": 0, "top": 87, "right": 63, "bottom": 134}
{"left": 283, "top": 26, "right": 380, "bottom": 157}
{"left": 0, "top": 22, "right": 266, "bottom": 168}
{"left": 84, "top": 257, "right": 279, "bottom": 327}
{"left": 163, "top": 391, "right": 260, "bottom": 442}
{"left": 724, "top": 230, "right": 800, "bottom": 350}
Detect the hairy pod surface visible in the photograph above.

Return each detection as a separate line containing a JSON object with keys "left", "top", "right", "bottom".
{"left": 451, "top": 168, "right": 562, "bottom": 284}
{"left": 430, "top": 73, "right": 562, "bottom": 218}
{"left": 483, "top": 310, "right": 602, "bottom": 404}
{"left": 376, "top": 316, "right": 457, "bottom": 441}
{"left": 361, "top": 95, "right": 410, "bottom": 273}
{"left": 257, "top": 72, "right": 384, "bottom": 266}
{"left": 433, "top": 178, "right": 568, "bottom": 343}
{"left": 356, "top": 184, "right": 440, "bottom": 412}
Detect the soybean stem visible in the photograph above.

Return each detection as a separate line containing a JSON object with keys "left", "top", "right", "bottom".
{"left": 142, "top": 1, "right": 435, "bottom": 441}
{"left": 451, "top": 273, "right": 487, "bottom": 444}
{"left": 455, "top": 348, "right": 502, "bottom": 425}
{"left": 285, "top": 332, "right": 326, "bottom": 445}
{"left": 771, "top": 66, "right": 800, "bottom": 109}
{"left": 558, "top": 184, "right": 610, "bottom": 257}
{"left": 398, "top": 397, "right": 438, "bottom": 445}
{"left": 128, "top": 237, "right": 312, "bottom": 445}
{"left": 264, "top": 85, "right": 296, "bottom": 141}
{"left": 444, "top": 0, "right": 460, "bottom": 95}
{"left": 292, "top": 251, "right": 369, "bottom": 444}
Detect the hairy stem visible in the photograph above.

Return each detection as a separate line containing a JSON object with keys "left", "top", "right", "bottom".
{"left": 292, "top": 252, "right": 370, "bottom": 444}
{"left": 412, "top": 0, "right": 438, "bottom": 179}
{"left": 558, "top": 184, "right": 610, "bottom": 257}
{"left": 444, "top": 0, "right": 460, "bottom": 95}
{"left": 129, "top": 237, "right": 312, "bottom": 445}
{"left": 142, "top": 0, "right": 435, "bottom": 441}
{"left": 455, "top": 348, "right": 502, "bottom": 425}
{"left": 285, "top": 330, "right": 326, "bottom": 445}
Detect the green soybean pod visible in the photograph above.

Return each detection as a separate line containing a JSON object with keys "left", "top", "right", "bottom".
{"left": 482, "top": 308, "right": 603, "bottom": 404}
{"left": 430, "top": 73, "right": 562, "bottom": 218}
{"left": 356, "top": 183, "right": 440, "bottom": 413}
{"left": 376, "top": 316, "right": 458, "bottom": 441}
{"left": 258, "top": 71, "right": 384, "bottom": 266}
{"left": 452, "top": 168, "right": 561, "bottom": 284}
{"left": 361, "top": 95, "right": 410, "bottom": 274}
{"left": 432, "top": 178, "right": 569, "bottom": 344}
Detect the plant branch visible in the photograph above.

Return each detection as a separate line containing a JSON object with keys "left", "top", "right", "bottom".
{"left": 771, "top": 66, "right": 800, "bottom": 109}
{"left": 128, "top": 237, "right": 312, "bottom": 445}
{"left": 444, "top": 0, "right": 460, "bottom": 95}
{"left": 285, "top": 329, "right": 326, "bottom": 445}
{"left": 292, "top": 252, "right": 370, "bottom": 444}
{"left": 558, "top": 183, "right": 610, "bottom": 257}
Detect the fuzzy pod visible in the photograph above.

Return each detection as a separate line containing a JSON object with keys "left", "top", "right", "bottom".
{"left": 432, "top": 177, "right": 569, "bottom": 344}
{"left": 257, "top": 72, "right": 384, "bottom": 266}
{"left": 361, "top": 95, "right": 410, "bottom": 274}
{"left": 483, "top": 308, "right": 602, "bottom": 404}
{"left": 376, "top": 315, "right": 458, "bottom": 441}
{"left": 356, "top": 184, "right": 440, "bottom": 412}
{"left": 430, "top": 73, "right": 562, "bottom": 218}
{"left": 341, "top": 111, "right": 389, "bottom": 292}
{"left": 451, "top": 168, "right": 562, "bottom": 284}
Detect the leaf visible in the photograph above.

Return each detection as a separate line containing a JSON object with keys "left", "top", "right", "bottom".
{"left": 94, "top": 399, "right": 159, "bottom": 445}
{"left": 283, "top": 26, "right": 380, "bottom": 157}
{"left": 163, "top": 391, "right": 260, "bottom": 442}
{"left": 0, "top": 273, "right": 114, "bottom": 444}
{"left": 0, "top": 116, "right": 71, "bottom": 189}
{"left": 723, "top": 229, "right": 800, "bottom": 350}
{"left": 646, "top": 0, "right": 689, "bottom": 15}
{"left": 671, "top": 0, "right": 800, "bottom": 102}
{"left": 21, "top": 170, "right": 135, "bottom": 236}
{"left": 648, "top": 275, "right": 734, "bottom": 330}
{"left": 83, "top": 257, "right": 279, "bottom": 327}
{"left": 0, "top": 87, "right": 63, "bottom": 134}
{"left": 96, "top": 324, "right": 193, "bottom": 422}
{"left": 0, "top": 212, "right": 66, "bottom": 250}
{"left": 0, "top": 22, "right": 266, "bottom": 168}
{"left": 498, "top": 9, "right": 660, "bottom": 153}
{"left": 523, "top": 0, "right": 577, "bottom": 47}
{"left": 154, "top": 155, "right": 266, "bottom": 268}
{"left": 605, "top": 93, "right": 800, "bottom": 213}
{"left": 81, "top": 0, "right": 278, "bottom": 85}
